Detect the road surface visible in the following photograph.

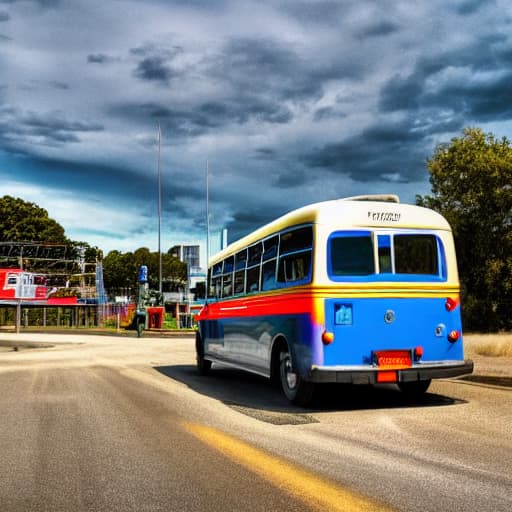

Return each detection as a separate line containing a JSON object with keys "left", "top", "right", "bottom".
{"left": 0, "top": 333, "right": 510, "bottom": 511}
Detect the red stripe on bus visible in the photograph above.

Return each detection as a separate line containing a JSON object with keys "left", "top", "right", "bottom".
{"left": 197, "top": 292, "right": 316, "bottom": 320}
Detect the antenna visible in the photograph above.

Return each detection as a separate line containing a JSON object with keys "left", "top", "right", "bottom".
{"left": 205, "top": 159, "right": 210, "bottom": 304}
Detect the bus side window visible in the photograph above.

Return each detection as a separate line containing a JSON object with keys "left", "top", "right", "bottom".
{"left": 246, "top": 242, "right": 262, "bottom": 293}
{"left": 278, "top": 251, "right": 312, "bottom": 283}
{"left": 211, "top": 262, "right": 223, "bottom": 299}
{"left": 262, "top": 235, "right": 278, "bottom": 291}
{"left": 222, "top": 256, "right": 234, "bottom": 297}
{"left": 262, "top": 260, "right": 277, "bottom": 290}
{"left": 234, "top": 249, "right": 247, "bottom": 295}
{"left": 277, "top": 226, "right": 313, "bottom": 286}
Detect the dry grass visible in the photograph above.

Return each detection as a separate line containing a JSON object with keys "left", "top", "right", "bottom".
{"left": 464, "top": 333, "right": 512, "bottom": 358}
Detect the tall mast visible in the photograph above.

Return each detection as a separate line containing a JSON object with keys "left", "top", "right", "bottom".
{"left": 158, "top": 125, "right": 162, "bottom": 296}
{"left": 205, "top": 160, "right": 210, "bottom": 303}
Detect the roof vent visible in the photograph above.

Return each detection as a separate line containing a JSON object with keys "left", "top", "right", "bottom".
{"left": 341, "top": 194, "right": 400, "bottom": 203}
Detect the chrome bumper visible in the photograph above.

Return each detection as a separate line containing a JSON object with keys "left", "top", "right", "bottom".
{"left": 308, "top": 360, "right": 474, "bottom": 384}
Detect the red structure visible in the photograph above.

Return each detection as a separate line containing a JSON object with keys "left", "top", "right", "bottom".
{"left": 0, "top": 268, "right": 77, "bottom": 305}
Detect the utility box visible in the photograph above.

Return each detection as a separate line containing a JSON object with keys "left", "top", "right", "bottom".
{"left": 147, "top": 306, "right": 165, "bottom": 329}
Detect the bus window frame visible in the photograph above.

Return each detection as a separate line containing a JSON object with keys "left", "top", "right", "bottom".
{"left": 327, "top": 230, "right": 448, "bottom": 282}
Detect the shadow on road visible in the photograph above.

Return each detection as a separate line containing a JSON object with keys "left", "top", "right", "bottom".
{"left": 154, "top": 363, "right": 466, "bottom": 424}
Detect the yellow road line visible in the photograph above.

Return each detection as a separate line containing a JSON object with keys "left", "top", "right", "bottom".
{"left": 184, "top": 422, "right": 394, "bottom": 512}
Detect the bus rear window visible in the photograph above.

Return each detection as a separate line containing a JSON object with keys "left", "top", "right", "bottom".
{"left": 329, "top": 233, "right": 374, "bottom": 276}
{"left": 394, "top": 235, "right": 438, "bottom": 275}
{"left": 328, "top": 231, "right": 444, "bottom": 281}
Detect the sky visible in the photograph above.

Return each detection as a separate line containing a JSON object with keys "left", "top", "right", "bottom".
{"left": 1, "top": 0, "right": 511, "bottom": 261}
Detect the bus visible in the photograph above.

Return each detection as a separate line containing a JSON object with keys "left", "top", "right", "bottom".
{"left": 195, "top": 195, "right": 473, "bottom": 405}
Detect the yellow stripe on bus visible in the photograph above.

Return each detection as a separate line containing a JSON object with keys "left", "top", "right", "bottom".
{"left": 184, "top": 422, "right": 394, "bottom": 512}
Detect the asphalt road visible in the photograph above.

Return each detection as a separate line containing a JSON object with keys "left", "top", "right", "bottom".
{"left": 0, "top": 333, "right": 511, "bottom": 512}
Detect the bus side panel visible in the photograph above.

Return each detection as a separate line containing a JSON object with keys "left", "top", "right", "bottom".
{"left": 221, "top": 312, "right": 318, "bottom": 376}
{"left": 323, "top": 297, "right": 464, "bottom": 366}
{"left": 198, "top": 295, "right": 324, "bottom": 377}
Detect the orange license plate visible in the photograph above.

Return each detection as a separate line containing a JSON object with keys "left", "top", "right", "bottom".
{"left": 374, "top": 350, "right": 412, "bottom": 368}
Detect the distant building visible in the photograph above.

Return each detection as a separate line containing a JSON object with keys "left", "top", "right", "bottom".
{"left": 170, "top": 244, "right": 201, "bottom": 274}
{"left": 169, "top": 243, "right": 206, "bottom": 301}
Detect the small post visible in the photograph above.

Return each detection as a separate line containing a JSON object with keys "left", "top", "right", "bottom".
{"left": 16, "top": 300, "right": 21, "bottom": 334}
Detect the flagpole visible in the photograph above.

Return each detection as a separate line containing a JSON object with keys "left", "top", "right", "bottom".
{"left": 205, "top": 159, "right": 210, "bottom": 303}
{"left": 158, "top": 125, "right": 162, "bottom": 296}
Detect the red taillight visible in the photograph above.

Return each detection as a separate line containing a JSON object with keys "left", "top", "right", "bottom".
{"left": 445, "top": 296, "right": 460, "bottom": 312}
{"left": 322, "top": 331, "right": 335, "bottom": 345}
{"left": 414, "top": 346, "right": 424, "bottom": 360}
{"left": 377, "top": 370, "right": 397, "bottom": 383}
{"left": 448, "top": 330, "right": 460, "bottom": 343}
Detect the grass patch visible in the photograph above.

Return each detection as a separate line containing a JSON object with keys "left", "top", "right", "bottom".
{"left": 464, "top": 333, "right": 512, "bottom": 357}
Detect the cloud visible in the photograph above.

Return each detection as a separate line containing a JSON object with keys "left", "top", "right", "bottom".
{"left": 130, "top": 42, "right": 184, "bottom": 85}
{"left": 301, "top": 118, "right": 429, "bottom": 183}
{"left": 356, "top": 20, "right": 400, "bottom": 39}
{"left": 0, "top": 107, "right": 104, "bottom": 150}
{"left": 379, "top": 34, "right": 512, "bottom": 124}
{"left": 87, "top": 53, "right": 117, "bottom": 64}
{"left": 0, "top": 0, "right": 511, "bottom": 254}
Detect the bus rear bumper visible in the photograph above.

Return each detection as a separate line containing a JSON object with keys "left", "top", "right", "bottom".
{"left": 308, "top": 360, "right": 474, "bottom": 384}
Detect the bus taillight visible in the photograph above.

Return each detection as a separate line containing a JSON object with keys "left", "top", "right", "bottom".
{"left": 321, "top": 331, "right": 335, "bottom": 345}
{"left": 448, "top": 330, "right": 460, "bottom": 343}
{"left": 445, "top": 296, "right": 460, "bottom": 312}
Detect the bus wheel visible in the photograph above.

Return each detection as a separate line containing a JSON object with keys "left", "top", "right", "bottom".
{"left": 196, "top": 333, "right": 211, "bottom": 376}
{"left": 398, "top": 379, "right": 431, "bottom": 396}
{"left": 279, "top": 349, "right": 314, "bottom": 406}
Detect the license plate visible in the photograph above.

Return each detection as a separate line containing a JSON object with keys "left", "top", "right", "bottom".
{"left": 374, "top": 349, "right": 412, "bottom": 368}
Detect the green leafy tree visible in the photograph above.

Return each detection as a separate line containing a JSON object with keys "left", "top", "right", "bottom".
{"left": 103, "top": 248, "right": 187, "bottom": 297}
{"left": 417, "top": 127, "right": 512, "bottom": 331}
{"left": 0, "top": 196, "right": 69, "bottom": 243}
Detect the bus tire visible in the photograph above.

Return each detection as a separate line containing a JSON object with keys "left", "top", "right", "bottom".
{"left": 279, "top": 348, "right": 314, "bottom": 406}
{"left": 398, "top": 379, "right": 431, "bottom": 396}
{"left": 196, "top": 332, "right": 211, "bottom": 376}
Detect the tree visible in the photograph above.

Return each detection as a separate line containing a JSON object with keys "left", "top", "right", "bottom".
{"left": 0, "top": 196, "right": 69, "bottom": 243}
{"left": 102, "top": 248, "right": 187, "bottom": 297}
{"left": 417, "top": 127, "right": 512, "bottom": 331}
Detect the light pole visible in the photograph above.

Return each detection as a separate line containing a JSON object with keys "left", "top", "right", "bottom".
{"left": 157, "top": 125, "right": 162, "bottom": 297}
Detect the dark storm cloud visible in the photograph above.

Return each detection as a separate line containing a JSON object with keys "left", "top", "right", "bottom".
{"left": 280, "top": 0, "right": 343, "bottom": 26}
{"left": 110, "top": 94, "right": 292, "bottom": 139}
{"left": 379, "top": 35, "right": 512, "bottom": 123}
{"left": 48, "top": 81, "right": 69, "bottom": 90}
{"left": 16, "top": 155, "right": 155, "bottom": 201}
{"left": 302, "top": 119, "right": 429, "bottom": 183}
{"left": 0, "top": 107, "right": 103, "bottom": 150}
{"left": 356, "top": 20, "right": 400, "bottom": 39}
{"left": 87, "top": 53, "right": 117, "bottom": 64}
{"left": 212, "top": 37, "right": 327, "bottom": 101}
{"left": 454, "top": 0, "right": 491, "bottom": 15}
{"left": 0, "top": 11, "right": 10, "bottom": 21}
{"left": 130, "top": 43, "right": 183, "bottom": 85}
{"left": 134, "top": 56, "right": 176, "bottom": 84}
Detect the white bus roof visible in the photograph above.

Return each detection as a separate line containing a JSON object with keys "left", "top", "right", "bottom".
{"left": 210, "top": 196, "right": 451, "bottom": 265}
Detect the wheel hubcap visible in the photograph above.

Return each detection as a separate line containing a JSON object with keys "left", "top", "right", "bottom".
{"left": 284, "top": 356, "right": 297, "bottom": 389}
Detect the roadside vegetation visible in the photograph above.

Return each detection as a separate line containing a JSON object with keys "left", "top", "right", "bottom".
{"left": 417, "top": 127, "right": 512, "bottom": 332}
{"left": 464, "top": 333, "right": 512, "bottom": 358}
